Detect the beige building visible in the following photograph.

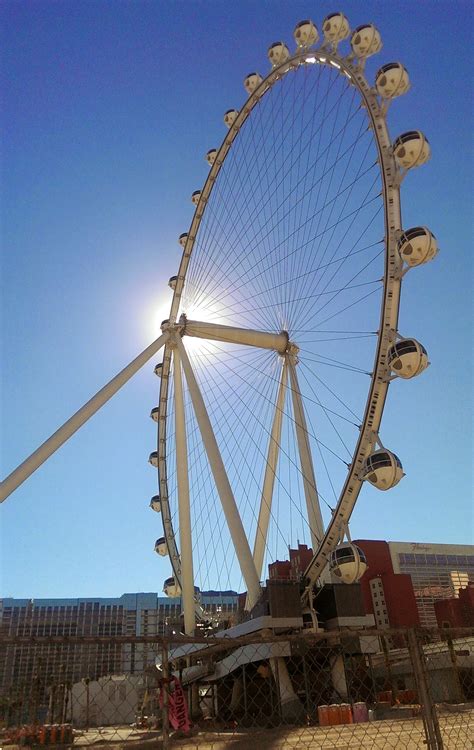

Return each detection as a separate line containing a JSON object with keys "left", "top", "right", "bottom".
{"left": 388, "top": 541, "right": 474, "bottom": 627}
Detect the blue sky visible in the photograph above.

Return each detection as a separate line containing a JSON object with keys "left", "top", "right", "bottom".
{"left": 1, "top": 0, "right": 472, "bottom": 599}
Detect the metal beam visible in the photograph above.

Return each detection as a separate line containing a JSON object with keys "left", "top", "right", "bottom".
{"left": 172, "top": 345, "right": 196, "bottom": 636}
{"left": 288, "top": 358, "right": 324, "bottom": 550}
{"left": 183, "top": 318, "right": 289, "bottom": 354}
{"left": 252, "top": 358, "right": 287, "bottom": 579}
{"left": 0, "top": 331, "right": 169, "bottom": 502}
{"left": 175, "top": 333, "right": 261, "bottom": 610}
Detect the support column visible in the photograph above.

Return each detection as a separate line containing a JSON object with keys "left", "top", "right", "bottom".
{"left": 175, "top": 334, "right": 261, "bottom": 610}
{"left": 1, "top": 331, "right": 170, "bottom": 502}
{"left": 288, "top": 358, "right": 325, "bottom": 550}
{"left": 252, "top": 358, "right": 287, "bottom": 579}
{"left": 270, "top": 655, "right": 303, "bottom": 721}
{"left": 172, "top": 346, "right": 196, "bottom": 636}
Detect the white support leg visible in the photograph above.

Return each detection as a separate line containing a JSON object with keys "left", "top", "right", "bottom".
{"left": 271, "top": 657, "right": 303, "bottom": 721}
{"left": 261, "top": 626, "right": 302, "bottom": 720}
{"left": 288, "top": 358, "right": 325, "bottom": 551}
{"left": 0, "top": 331, "right": 170, "bottom": 502}
{"left": 252, "top": 358, "right": 287, "bottom": 580}
{"left": 172, "top": 345, "right": 196, "bottom": 636}
{"left": 175, "top": 334, "right": 262, "bottom": 610}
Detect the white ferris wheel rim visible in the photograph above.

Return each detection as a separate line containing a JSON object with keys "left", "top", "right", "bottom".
{"left": 155, "top": 45, "right": 403, "bottom": 613}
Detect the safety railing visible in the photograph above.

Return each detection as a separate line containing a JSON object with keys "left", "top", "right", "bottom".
{"left": 0, "top": 627, "right": 472, "bottom": 748}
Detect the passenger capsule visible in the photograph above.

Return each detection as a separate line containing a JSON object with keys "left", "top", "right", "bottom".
{"left": 362, "top": 449, "right": 404, "bottom": 490}
{"left": 206, "top": 149, "right": 217, "bottom": 165}
{"left": 375, "top": 62, "right": 410, "bottom": 99}
{"left": 150, "top": 495, "right": 161, "bottom": 512}
{"left": 168, "top": 275, "right": 178, "bottom": 291}
{"left": 179, "top": 232, "right": 188, "bottom": 247}
{"left": 268, "top": 42, "right": 290, "bottom": 67}
{"left": 154, "top": 362, "right": 163, "bottom": 377}
{"left": 163, "top": 576, "right": 181, "bottom": 598}
{"left": 350, "top": 24, "right": 382, "bottom": 58}
{"left": 393, "top": 131, "right": 430, "bottom": 170}
{"left": 149, "top": 451, "right": 158, "bottom": 468}
{"left": 224, "top": 109, "right": 239, "bottom": 128}
{"left": 294, "top": 20, "right": 319, "bottom": 48}
{"left": 155, "top": 537, "right": 168, "bottom": 556}
{"left": 191, "top": 190, "right": 201, "bottom": 205}
{"left": 398, "top": 227, "right": 438, "bottom": 267}
{"left": 388, "top": 338, "right": 429, "bottom": 379}
{"left": 329, "top": 543, "right": 368, "bottom": 584}
{"left": 244, "top": 72, "right": 263, "bottom": 95}
{"left": 322, "top": 12, "right": 350, "bottom": 44}
{"left": 161, "top": 319, "right": 170, "bottom": 331}
{"left": 150, "top": 407, "right": 159, "bottom": 423}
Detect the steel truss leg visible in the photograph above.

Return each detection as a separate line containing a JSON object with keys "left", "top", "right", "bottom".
{"left": 252, "top": 357, "right": 288, "bottom": 580}
{"left": 288, "top": 358, "right": 325, "bottom": 551}
{"left": 0, "top": 331, "right": 170, "bottom": 502}
{"left": 175, "top": 333, "right": 261, "bottom": 610}
{"left": 172, "top": 345, "right": 196, "bottom": 635}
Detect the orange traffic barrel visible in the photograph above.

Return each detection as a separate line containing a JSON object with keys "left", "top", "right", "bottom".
{"left": 317, "top": 704, "right": 330, "bottom": 726}
{"left": 328, "top": 703, "right": 342, "bottom": 725}
{"left": 50, "top": 724, "right": 58, "bottom": 744}
{"left": 340, "top": 703, "right": 353, "bottom": 723}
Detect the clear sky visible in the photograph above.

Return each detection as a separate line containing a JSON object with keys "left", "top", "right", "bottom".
{"left": 1, "top": 0, "right": 472, "bottom": 599}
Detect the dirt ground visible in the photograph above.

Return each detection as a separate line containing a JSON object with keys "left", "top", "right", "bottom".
{"left": 71, "top": 709, "right": 473, "bottom": 749}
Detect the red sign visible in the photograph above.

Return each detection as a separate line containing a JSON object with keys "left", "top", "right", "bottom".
{"left": 160, "top": 676, "right": 191, "bottom": 733}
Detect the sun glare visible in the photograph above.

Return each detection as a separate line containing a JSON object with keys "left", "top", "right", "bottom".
{"left": 147, "top": 294, "right": 173, "bottom": 342}
{"left": 146, "top": 293, "right": 228, "bottom": 360}
{"left": 179, "top": 300, "right": 222, "bottom": 358}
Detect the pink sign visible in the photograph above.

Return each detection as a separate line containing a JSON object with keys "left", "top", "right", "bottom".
{"left": 160, "top": 676, "right": 191, "bottom": 733}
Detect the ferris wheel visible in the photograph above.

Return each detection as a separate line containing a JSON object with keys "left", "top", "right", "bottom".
{"left": 0, "top": 13, "right": 437, "bottom": 637}
{"left": 148, "top": 14, "right": 437, "bottom": 634}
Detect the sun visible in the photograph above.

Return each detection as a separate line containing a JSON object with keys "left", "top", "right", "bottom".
{"left": 145, "top": 293, "right": 173, "bottom": 342}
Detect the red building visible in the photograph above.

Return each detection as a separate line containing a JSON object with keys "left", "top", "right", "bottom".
{"left": 268, "top": 541, "right": 420, "bottom": 627}
{"left": 354, "top": 540, "right": 420, "bottom": 628}
{"left": 434, "top": 583, "right": 474, "bottom": 628}
{"left": 268, "top": 544, "right": 314, "bottom": 580}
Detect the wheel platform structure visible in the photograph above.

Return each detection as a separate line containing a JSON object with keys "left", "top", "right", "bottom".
{"left": 150, "top": 13, "right": 437, "bottom": 636}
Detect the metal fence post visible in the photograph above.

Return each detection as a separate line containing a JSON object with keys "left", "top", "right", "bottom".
{"left": 407, "top": 628, "right": 444, "bottom": 750}
{"left": 83, "top": 677, "right": 90, "bottom": 730}
{"left": 239, "top": 663, "right": 246, "bottom": 722}
{"left": 302, "top": 651, "right": 310, "bottom": 722}
{"left": 445, "top": 632, "right": 465, "bottom": 703}
{"left": 380, "top": 634, "right": 398, "bottom": 703}
{"left": 161, "top": 640, "right": 170, "bottom": 750}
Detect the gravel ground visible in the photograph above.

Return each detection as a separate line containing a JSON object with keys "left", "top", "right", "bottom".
{"left": 70, "top": 709, "right": 473, "bottom": 749}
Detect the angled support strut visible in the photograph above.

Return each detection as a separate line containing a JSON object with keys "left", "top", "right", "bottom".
{"left": 0, "top": 331, "right": 170, "bottom": 502}
{"left": 172, "top": 344, "right": 196, "bottom": 635}
{"left": 174, "top": 333, "right": 261, "bottom": 610}
{"left": 252, "top": 357, "right": 288, "bottom": 580}
{"left": 288, "top": 358, "right": 325, "bottom": 551}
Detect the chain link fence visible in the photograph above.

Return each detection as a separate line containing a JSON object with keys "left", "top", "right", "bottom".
{"left": 1, "top": 628, "right": 472, "bottom": 749}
